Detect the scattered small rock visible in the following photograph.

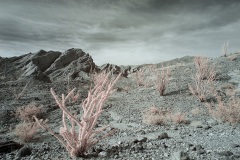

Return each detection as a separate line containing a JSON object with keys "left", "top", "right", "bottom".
{"left": 231, "top": 144, "right": 240, "bottom": 148}
{"left": 190, "top": 121, "right": 203, "bottom": 128}
{"left": 192, "top": 145, "right": 206, "bottom": 155}
{"left": 203, "top": 125, "right": 211, "bottom": 130}
{"left": 217, "top": 150, "right": 233, "bottom": 156}
{"left": 158, "top": 132, "right": 169, "bottom": 139}
{"left": 171, "top": 151, "right": 190, "bottom": 160}
{"left": 99, "top": 151, "right": 108, "bottom": 157}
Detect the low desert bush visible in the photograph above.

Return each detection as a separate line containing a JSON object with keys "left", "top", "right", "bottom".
{"left": 14, "top": 122, "right": 40, "bottom": 142}
{"left": 35, "top": 72, "right": 121, "bottom": 157}
{"left": 15, "top": 102, "right": 43, "bottom": 122}
{"left": 209, "top": 93, "right": 240, "bottom": 124}
{"left": 143, "top": 106, "right": 188, "bottom": 125}
{"left": 188, "top": 74, "right": 216, "bottom": 102}
{"left": 194, "top": 56, "right": 216, "bottom": 80}
{"left": 169, "top": 112, "right": 188, "bottom": 124}
{"left": 133, "top": 65, "right": 164, "bottom": 88}
{"left": 154, "top": 67, "right": 171, "bottom": 96}
{"left": 133, "top": 68, "right": 147, "bottom": 86}
{"left": 143, "top": 105, "right": 170, "bottom": 125}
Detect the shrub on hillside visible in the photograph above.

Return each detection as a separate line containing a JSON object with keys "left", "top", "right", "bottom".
{"left": 14, "top": 122, "right": 40, "bottom": 142}
{"left": 143, "top": 105, "right": 170, "bottom": 125}
{"left": 15, "top": 102, "right": 43, "bottom": 122}
{"left": 209, "top": 93, "right": 240, "bottom": 124}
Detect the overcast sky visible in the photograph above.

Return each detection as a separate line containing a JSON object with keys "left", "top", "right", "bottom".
{"left": 0, "top": 0, "right": 240, "bottom": 65}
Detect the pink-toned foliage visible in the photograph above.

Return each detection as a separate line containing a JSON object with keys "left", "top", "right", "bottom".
{"left": 35, "top": 72, "right": 121, "bottom": 157}
{"left": 194, "top": 57, "right": 216, "bottom": 80}
{"left": 142, "top": 105, "right": 170, "bottom": 125}
{"left": 169, "top": 112, "right": 188, "bottom": 124}
{"left": 188, "top": 74, "right": 216, "bottom": 102}
{"left": 14, "top": 122, "right": 40, "bottom": 142}
{"left": 133, "top": 68, "right": 146, "bottom": 86}
{"left": 189, "top": 57, "right": 217, "bottom": 102}
{"left": 209, "top": 92, "right": 240, "bottom": 124}
{"left": 15, "top": 102, "right": 43, "bottom": 122}
{"left": 154, "top": 67, "right": 171, "bottom": 96}
{"left": 92, "top": 71, "right": 110, "bottom": 86}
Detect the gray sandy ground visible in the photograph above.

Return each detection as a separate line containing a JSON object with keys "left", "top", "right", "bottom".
{"left": 0, "top": 52, "right": 240, "bottom": 160}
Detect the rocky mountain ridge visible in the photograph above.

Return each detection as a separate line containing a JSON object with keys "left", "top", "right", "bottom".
{"left": 0, "top": 48, "right": 195, "bottom": 83}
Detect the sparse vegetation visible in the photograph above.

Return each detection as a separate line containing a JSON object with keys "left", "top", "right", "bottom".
{"left": 133, "top": 68, "right": 147, "bottom": 86}
{"left": 143, "top": 105, "right": 188, "bottom": 125}
{"left": 222, "top": 40, "right": 229, "bottom": 57}
{"left": 34, "top": 72, "right": 121, "bottom": 157}
{"left": 92, "top": 71, "right": 111, "bottom": 86}
{"left": 15, "top": 79, "right": 31, "bottom": 100}
{"left": 194, "top": 56, "right": 216, "bottom": 80}
{"left": 14, "top": 122, "right": 40, "bottom": 142}
{"left": 188, "top": 74, "right": 216, "bottom": 102}
{"left": 154, "top": 66, "right": 171, "bottom": 96}
{"left": 1, "top": 50, "right": 240, "bottom": 159}
{"left": 143, "top": 105, "right": 169, "bottom": 125}
{"left": 15, "top": 102, "right": 43, "bottom": 122}
{"left": 188, "top": 56, "right": 217, "bottom": 102}
{"left": 208, "top": 91, "right": 240, "bottom": 124}
{"left": 169, "top": 112, "right": 188, "bottom": 124}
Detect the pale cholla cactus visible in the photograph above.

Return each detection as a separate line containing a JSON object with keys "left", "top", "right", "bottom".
{"left": 35, "top": 72, "right": 121, "bottom": 157}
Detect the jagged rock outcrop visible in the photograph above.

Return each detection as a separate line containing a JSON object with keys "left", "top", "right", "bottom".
{"left": 32, "top": 50, "right": 62, "bottom": 72}
{"left": 98, "top": 56, "right": 195, "bottom": 78}
{"left": 45, "top": 49, "right": 86, "bottom": 74}
{"left": 9, "top": 48, "right": 97, "bottom": 82}
{"left": 1, "top": 48, "right": 149, "bottom": 81}
{"left": 100, "top": 64, "right": 122, "bottom": 74}
{"left": 45, "top": 48, "right": 96, "bottom": 80}
{"left": 100, "top": 63, "right": 132, "bottom": 77}
{"left": 15, "top": 50, "right": 61, "bottom": 78}
{"left": 1, "top": 50, "right": 197, "bottom": 83}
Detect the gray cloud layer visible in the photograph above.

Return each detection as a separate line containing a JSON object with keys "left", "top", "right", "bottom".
{"left": 0, "top": 0, "right": 240, "bottom": 65}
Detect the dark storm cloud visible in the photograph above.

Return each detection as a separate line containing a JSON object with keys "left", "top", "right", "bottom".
{"left": 0, "top": 0, "right": 240, "bottom": 65}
